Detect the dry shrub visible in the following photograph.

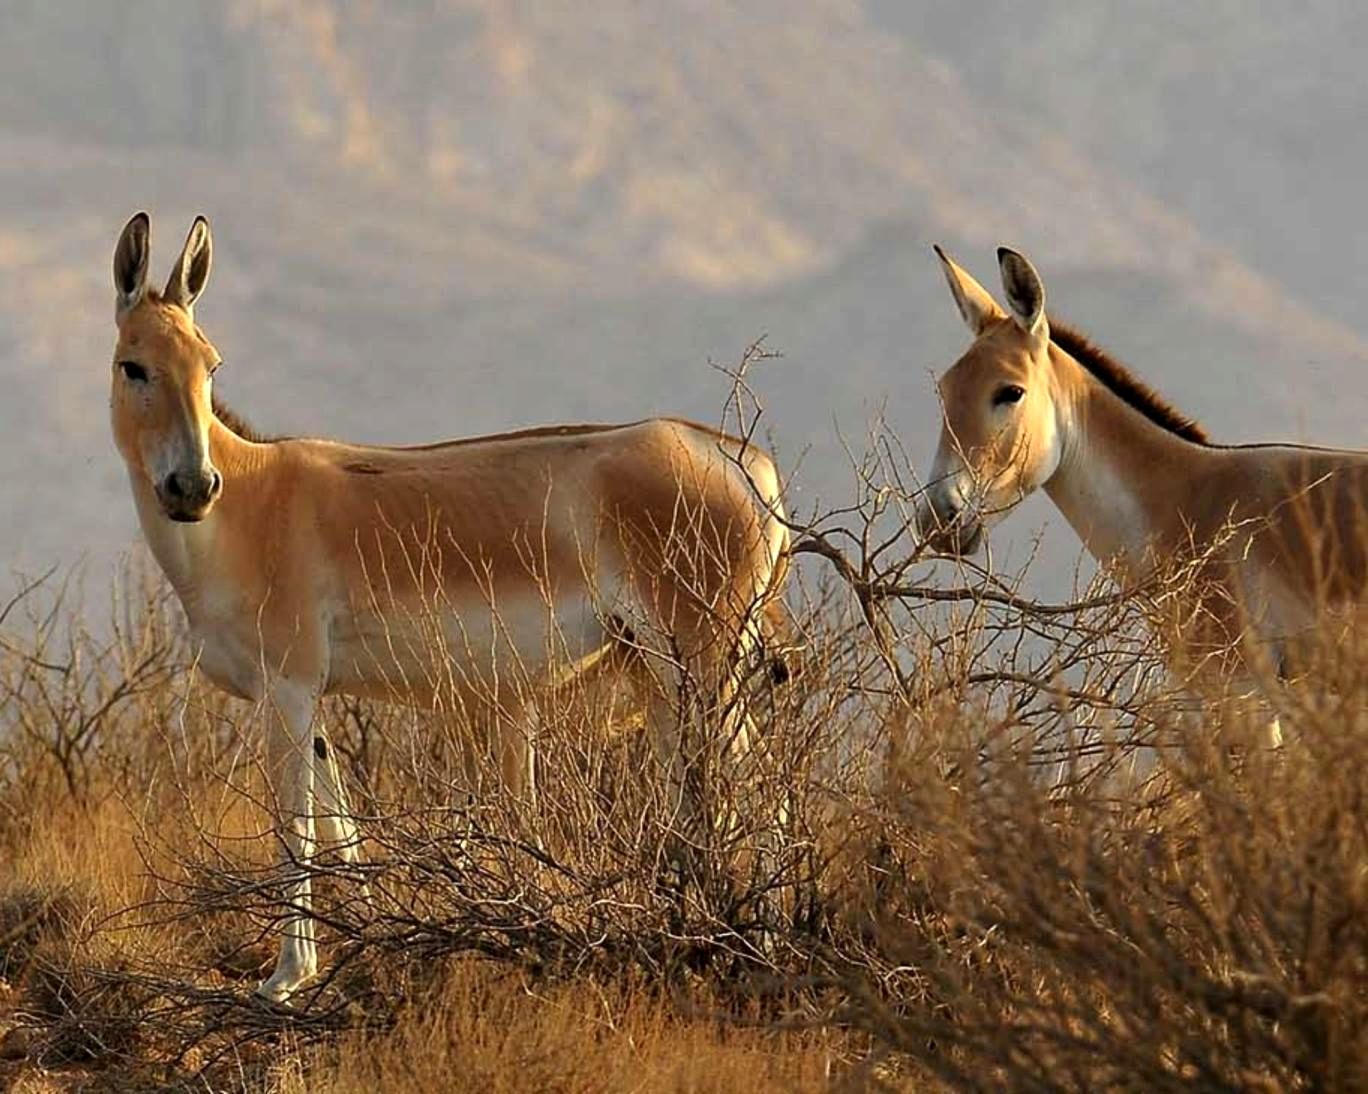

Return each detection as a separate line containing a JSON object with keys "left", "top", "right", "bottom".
{"left": 841, "top": 678, "right": 1368, "bottom": 1091}
{"left": 0, "top": 392, "right": 1365, "bottom": 1090}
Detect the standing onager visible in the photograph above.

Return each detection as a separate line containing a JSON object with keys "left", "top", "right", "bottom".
{"left": 918, "top": 245, "right": 1368, "bottom": 725}
{"left": 109, "top": 213, "right": 790, "bottom": 1001}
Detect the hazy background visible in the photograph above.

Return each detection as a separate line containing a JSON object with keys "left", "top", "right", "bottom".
{"left": 3, "top": 1, "right": 1365, "bottom": 597}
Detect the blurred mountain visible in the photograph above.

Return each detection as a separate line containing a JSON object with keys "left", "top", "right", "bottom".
{"left": 870, "top": 0, "right": 1368, "bottom": 337}
{"left": 0, "top": 2, "right": 1363, "bottom": 593}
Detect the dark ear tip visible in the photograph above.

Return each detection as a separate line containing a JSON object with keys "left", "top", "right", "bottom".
{"left": 932, "top": 243, "right": 946, "bottom": 260}
{"left": 996, "top": 246, "right": 1018, "bottom": 265}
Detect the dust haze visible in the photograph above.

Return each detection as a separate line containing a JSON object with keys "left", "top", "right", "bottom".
{"left": 3, "top": 2, "right": 1364, "bottom": 592}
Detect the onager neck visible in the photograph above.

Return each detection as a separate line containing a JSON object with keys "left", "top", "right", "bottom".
{"left": 1043, "top": 355, "right": 1213, "bottom": 579}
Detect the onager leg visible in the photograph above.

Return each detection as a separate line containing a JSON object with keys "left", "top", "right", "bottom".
{"left": 258, "top": 680, "right": 322, "bottom": 1002}
{"left": 494, "top": 703, "right": 537, "bottom": 810}
{"left": 454, "top": 698, "right": 537, "bottom": 808}
{"left": 639, "top": 655, "right": 705, "bottom": 842}
{"left": 716, "top": 615, "right": 791, "bottom": 907}
{"left": 311, "top": 726, "right": 364, "bottom": 869}
{"left": 631, "top": 622, "right": 769, "bottom": 867}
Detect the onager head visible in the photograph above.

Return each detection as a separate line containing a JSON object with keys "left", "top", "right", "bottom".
{"left": 110, "top": 212, "right": 223, "bottom": 523}
{"left": 917, "top": 245, "right": 1062, "bottom": 555}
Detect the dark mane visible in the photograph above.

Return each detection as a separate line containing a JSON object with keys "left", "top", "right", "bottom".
{"left": 1048, "top": 317, "right": 1209, "bottom": 445}
{"left": 211, "top": 394, "right": 277, "bottom": 443}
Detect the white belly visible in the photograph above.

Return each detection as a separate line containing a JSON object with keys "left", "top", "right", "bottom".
{"left": 322, "top": 590, "right": 617, "bottom": 706}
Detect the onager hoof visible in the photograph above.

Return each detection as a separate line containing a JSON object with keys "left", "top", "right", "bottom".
{"left": 255, "top": 959, "right": 318, "bottom": 1004}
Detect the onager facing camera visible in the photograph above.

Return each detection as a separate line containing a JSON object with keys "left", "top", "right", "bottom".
{"left": 109, "top": 213, "right": 789, "bottom": 1001}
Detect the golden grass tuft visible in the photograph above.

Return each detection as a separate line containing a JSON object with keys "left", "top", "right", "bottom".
{"left": 293, "top": 964, "right": 843, "bottom": 1094}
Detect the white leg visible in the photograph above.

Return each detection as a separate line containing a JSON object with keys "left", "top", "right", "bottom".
{"left": 718, "top": 644, "right": 790, "bottom": 904}
{"left": 519, "top": 708, "right": 538, "bottom": 815}
{"left": 258, "top": 680, "right": 321, "bottom": 1002}
{"left": 712, "top": 667, "right": 755, "bottom": 842}
{"left": 636, "top": 660, "right": 703, "bottom": 839}
{"left": 462, "top": 700, "right": 537, "bottom": 808}
{"left": 1265, "top": 715, "right": 1285, "bottom": 750}
{"left": 311, "top": 726, "right": 363, "bottom": 867}
{"left": 493, "top": 702, "right": 537, "bottom": 810}
{"left": 635, "top": 646, "right": 764, "bottom": 846}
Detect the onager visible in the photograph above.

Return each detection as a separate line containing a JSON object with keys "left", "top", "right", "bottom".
{"left": 918, "top": 245, "right": 1368, "bottom": 737}
{"left": 109, "top": 213, "right": 789, "bottom": 1000}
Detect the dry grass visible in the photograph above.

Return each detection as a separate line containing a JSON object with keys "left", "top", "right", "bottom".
{"left": 288, "top": 966, "right": 844, "bottom": 1094}
{"left": 1, "top": 416, "right": 1366, "bottom": 1090}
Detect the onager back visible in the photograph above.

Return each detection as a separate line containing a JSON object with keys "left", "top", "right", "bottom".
{"left": 108, "top": 213, "right": 790, "bottom": 1000}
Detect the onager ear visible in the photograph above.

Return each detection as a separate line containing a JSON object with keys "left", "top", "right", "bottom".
{"left": 997, "top": 246, "right": 1048, "bottom": 342}
{"left": 164, "top": 215, "right": 213, "bottom": 316}
{"left": 113, "top": 211, "right": 151, "bottom": 322}
{"left": 933, "top": 244, "right": 1006, "bottom": 336}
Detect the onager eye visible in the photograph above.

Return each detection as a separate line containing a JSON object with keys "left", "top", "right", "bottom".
{"left": 119, "top": 361, "right": 149, "bottom": 383}
{"left": 994, "top": 384, "right": 1025, "bottom": 407}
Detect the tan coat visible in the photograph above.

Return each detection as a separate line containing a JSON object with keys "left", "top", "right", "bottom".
{"left": 109, "top": 213, "right": 790, "bottom": 1000}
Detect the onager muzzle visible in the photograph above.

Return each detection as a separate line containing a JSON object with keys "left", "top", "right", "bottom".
{"left": 917, "top": 482, "right": 984, "bottom": 555}
{"left": 156, "top": 463, "right": 222, "bottom": 522}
